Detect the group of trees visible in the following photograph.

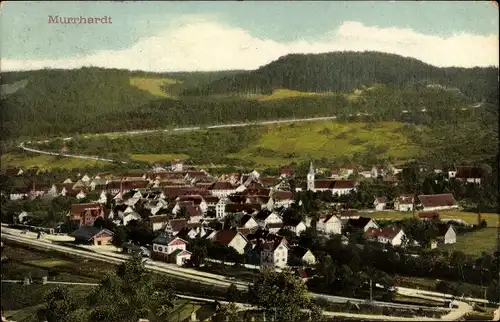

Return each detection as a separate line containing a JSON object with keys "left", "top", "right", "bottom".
{"left": 38, "top": 256, "right": 325, "bottom": 322}
{"left": 38, "top": 256, "right": 175, "bottom": 322}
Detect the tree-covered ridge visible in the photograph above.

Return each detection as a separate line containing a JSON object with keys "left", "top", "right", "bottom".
{"left": 0, "top": 68, "right": 242, "bottom": 140}
{"left": 182, "top": 51, "right": 498, "bottom": 103}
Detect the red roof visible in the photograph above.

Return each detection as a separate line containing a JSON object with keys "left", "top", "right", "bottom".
{"left": 418, "top": 194, "right": 457, "bottom": 208}
{"left": 177, "top": 195, "right": 204, "bottom": 205}
{"left": 214, "top": 230, "right": 239, "bottom": 245}
{"left": 210, "top": 181, "right": 235, "bottom": 190}
{"left": 365, "top": 226, "right": 402, "bottom": 239}
{"left": 272, "top": 190, "right": 293, "bottom": 201}
{"left": 168, "top": 219, "right": 188, "bottom": 232}
{"left": 225, "top": 203, "right": 261, "bottom": 213}
{"left": 455, "top": 166, "right": 483, "bottom": 179}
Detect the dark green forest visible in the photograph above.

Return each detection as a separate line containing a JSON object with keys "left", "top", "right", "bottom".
{"left": 182, "top": 51, "right": 498, "bottom": 102}
{"left": 1, "top": 52, "right": 497, "bottom": 140}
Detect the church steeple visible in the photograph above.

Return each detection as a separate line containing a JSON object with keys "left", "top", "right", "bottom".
{"left": 307, "top": 161, "right": 315, "bottom": 191}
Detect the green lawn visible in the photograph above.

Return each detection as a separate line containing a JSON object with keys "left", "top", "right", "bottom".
{"left": 366, "top": 210, "right": 499, "bottom": 227}
{"left": 442, "top": 228, "right": 498, "bottom": 256}
{"left": 1, "top": 153, "right": 107, "bottom": 170}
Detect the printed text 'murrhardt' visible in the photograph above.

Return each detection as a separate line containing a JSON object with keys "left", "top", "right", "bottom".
{"left": 48, "top": 15, "right": 112, "bottom": 24}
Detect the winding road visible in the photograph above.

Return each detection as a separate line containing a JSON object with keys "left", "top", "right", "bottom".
{"left": 19, "top": 116, "right": 339, "bottom": 164}
{"left": 2, "top": 226, "right": 492, "bottom": 321}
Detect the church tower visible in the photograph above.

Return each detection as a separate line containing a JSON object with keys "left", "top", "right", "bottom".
{"left": 307, "top": 161, "right": 315, "bottom": 191}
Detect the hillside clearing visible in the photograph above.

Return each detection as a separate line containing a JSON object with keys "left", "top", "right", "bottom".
{"left": 255, "top": 88, "right": 336, "bottom": 101}
{"left": 129, "top": 76, "right": 183, "bottom": 98}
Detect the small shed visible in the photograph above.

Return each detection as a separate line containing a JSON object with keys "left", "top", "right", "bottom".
{"left": 70, "top": 226, "right": 115, "bottom": 246}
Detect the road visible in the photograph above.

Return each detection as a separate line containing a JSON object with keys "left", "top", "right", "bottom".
{"left": 19, "top": 116, "right": 338, "bottom": 164}
{"left": 1, "top": 227, "right": 480, "bottom": 320}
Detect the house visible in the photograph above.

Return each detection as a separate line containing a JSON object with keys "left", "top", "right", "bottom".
{"left": 171, "top": 159, "right": 184, "bottom": 172}
{"left": 266, "top": 222, "right": 284, "bottom": 234}
{"left": 9, "top": 187, "right": 30, "bottom": 200}
{"left": 175, "top": 195, "right": 208, "bottom": 214}
{"left": 165, "top": 219, "right": 189, "bottom": 235}
{"left": 316, "top": 215, "right": 342, "bottom": 235}
{"left": 418, "top": 194, "right": 459, "bottom": 211}
{"left": 122, "top": 242, "right": 151, "bottom": 257}
{"left": 151, "top": 234, "right": 191, "bottom": 266}
{"left": 67, "top": 203, "right": 105, "bottom": 227}
{"left": 340, "top": 165, "right": 355, "bottom": 177}
{"left": 418, "top": 211, "right": 440, "bottom": 220}
{"left": 436, "top": 224, "right": 457, "bottom": 245}
{"left": 289, "top": 245, "right": 316, "bottom": 266}
{"left": 339, "top": 210, "right": 360, "bottom": 220}
{"left": 453, "top": 166, "right": 483, "bottom": 184}
{"left": 149, "top": 215, "right": 170, "bottom": 231}
{"left": 208, "top": 181, "right": 237, "bottom": 197}
{"left": 260, "top": 239, "right": 288, "bottom": 268}
{"left": 373, "top": 197, "right": 388, "bottom": 211}
{"left": 270, "top": 190, "right": 294, "bottom": 209}
{"left": 279, "top": 168, "right": 294, "bottom": 179}
{"left": 345, "top": 217, "right": 379, "bottom": 232}
{"left": 122, "top": 212, "right": 142, "bottom": 226}
{"left": 255, "top": 210, "right": 282, "bottom": 227}
{"left": 239, "top": 214, "right": 259, "bottom": 230}
{"left": 394, "top": 195, "right": 414, "bottom": 212}
{"left": 213, "top": 230, "right": 249, "bottom": 255}
{"left": 283, "top": 218, "right": 307, "bottom": 236}
{"left": 70, "top": 227, "right": 114, "bottom": 246}
{"left": 225, "top": 203, "right": 262, "bottom": 216}
{"left": 307, "top": 162, "right": 356, "bottom": 195}
{"left": 365, "top": 226, "right": 406, "bottom": 247}
{"left": 215, "top": 197, "right": 229, "bottom": 219}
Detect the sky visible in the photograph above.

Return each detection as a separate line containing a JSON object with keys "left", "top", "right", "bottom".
{"left": 0, "top": 1, "right": 498, "bottom": 72}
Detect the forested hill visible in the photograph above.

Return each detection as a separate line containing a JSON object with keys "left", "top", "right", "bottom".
{"left": 182, "top": 51, "right": 498, "bottom": 102}
{"left": 0, "top": 68, "right": 240, "bottom": 140}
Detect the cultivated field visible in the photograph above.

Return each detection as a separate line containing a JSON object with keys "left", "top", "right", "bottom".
{"left": 130, "top": 153, "right": 190, "bottom": 163}
{"left": 366, "top": 210, "right": 499, "bottom": 227}
{"left": 229, "top": 121, "right": 419, "bottom": 167}
{"left": 0, "top": 153, "right": 107, "bottom": 170}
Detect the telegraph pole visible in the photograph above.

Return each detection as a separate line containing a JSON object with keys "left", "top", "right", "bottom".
{"left": 370, "top": 279, "right": 373, "bottom": 302}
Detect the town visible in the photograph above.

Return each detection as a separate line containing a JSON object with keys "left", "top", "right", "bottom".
{"left": 2, "top": 161, "right": 493, "bottom": 270}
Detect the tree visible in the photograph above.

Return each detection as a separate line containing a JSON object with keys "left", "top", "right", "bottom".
{"left": 38, "top": 286, "right": 80, "bottom": 322}
{"left": 86, "top": 256, "right": 175, "bottom": 322}
{"left": 249, "top": 269, "right": 319, "bottom": 322}
{"left": 226, "top": 283, "right": 240, "bottom": 303}
{"left": 213, "top": 302, "right": 239, "bottom": 322}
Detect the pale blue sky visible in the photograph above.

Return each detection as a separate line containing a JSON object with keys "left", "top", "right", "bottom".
{"left": 1, "top": 1, "right": 498, "bottom": 71}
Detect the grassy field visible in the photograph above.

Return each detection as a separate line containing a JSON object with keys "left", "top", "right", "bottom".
{"left": 130, "top": 153, "right": 190, "bottom": 163}
{"left": 255, "top": 88, "right": 336, "bottom": 101}
{"left": 25, "top": 259, "right": 72, "bottom": 268}
{"left": 229, "top": 121, "right": 419, "bottom": 167}
{"left": 442, "top": 228, "right": 498, "bottom": 256}
{"left": 1, "top": 153, "right": 107, "bottom": 170}
{"left": 365, "top": 210, "right": 499, "bottom": 227}
{"left": 129, "top": 77, "right": 183, "bottom": 98}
